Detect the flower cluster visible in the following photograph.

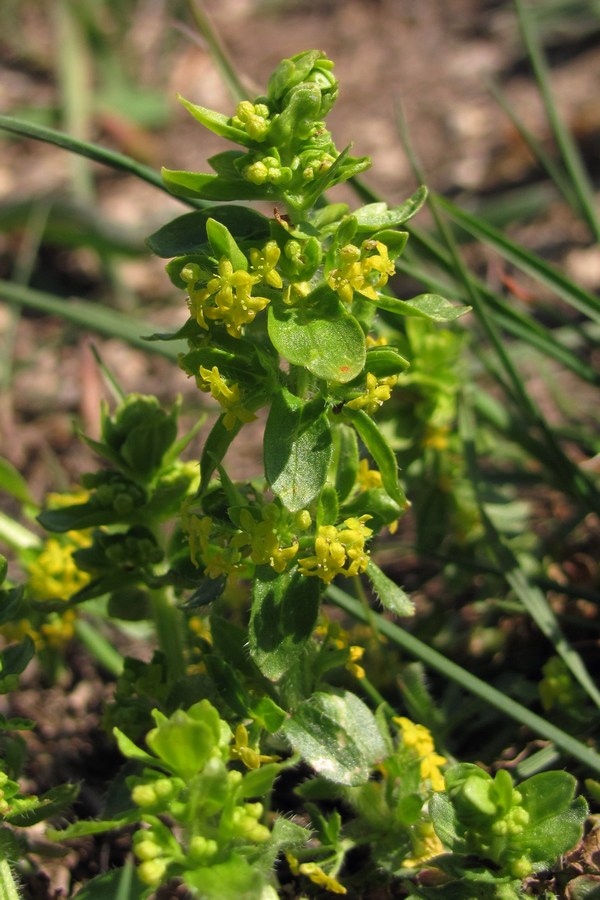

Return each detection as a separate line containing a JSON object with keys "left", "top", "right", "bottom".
{"left": 346, "top": 372, "right": 398, "bottom": 415}
{"left": 298, "top": 516, "right": 373, "bottom": 584}
{"left": 286, "top": 853, "right": 347, "bottom": 895}
{"left": 196, "top": 365, "right": 256, "bottom": 431}
{"left": 231, "top": 506, "right": 300, "bottom": 573}
{"left": 181, "top": 501, "right": 310, "bottom": 580}
{"left": 315, "top": 616, "right": 367, "bottom": 680}
{"left": 328, "top": 240, "right": 395, "bottom": 304}
{"left": 394, "top": 716, "right": 447, "bottom": 792}
{"left": 183, "top": 255, "right": 271, "bottom": 339}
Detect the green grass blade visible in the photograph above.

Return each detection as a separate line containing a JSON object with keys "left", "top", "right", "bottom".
{"left": 187, "top": 1, "right": 247, "bottom": 103}
{"left": 434, "top": 193, "right": 600, "bottom": 323}
{"left": 0, "top": 511, "right": 41, "bottom": 552}
{"left": 515, "top": 0, "right": 600, "bottom": 241}
{"left": 0, "top": 280, "right": 184, "bottom": 360}
{"left": 74, "top": 619, "right": 124, "bottom": 677}
{"left": 327, "top": 584, "right": 600, "bottom": 775}
{"left": 0, "top": 115, "right": 204, "bottom": 210}
{"left": 397, "top": 249, "right": 600, "bottom": 386}
{"left": 487, "top": 79, "right": 579, "bottom": 211}
{"left": 460, "top": 392, "right": 600, "bottom": 710}
{"left": 352, "top": 178, "right": 600, "bottom": 385}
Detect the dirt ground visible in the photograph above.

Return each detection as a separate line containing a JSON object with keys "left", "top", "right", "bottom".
{"left": 2, "top": 0, "right": 599, "bottom": 497}
{"left": 1, "top": 1, "right": 599, "bottom": 897}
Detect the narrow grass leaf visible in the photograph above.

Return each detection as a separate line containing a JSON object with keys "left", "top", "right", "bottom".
{"left": 0, "top": 114, "right": 203, "bottom": 209}
{"left": 515, "top": 0, "right": 600, "bottom": 241}
{"left": 327, "top": 585, "right": 600, "bottom": 776}
{"left": 435, "top": 194, "right": 600, "bottom": 323}
{"left": 0, "top": 280, "right": 184, "bottom": 360}
{"left": 460, "top": 395, "right": 600, "bottom": 710}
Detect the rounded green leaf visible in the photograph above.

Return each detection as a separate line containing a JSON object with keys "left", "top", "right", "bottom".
{"left": 283, "top": 690, "right": 387, "bottom": 785}
{"left": 249, "top": 567, "right": 321, "bottom": 681}
{"left": 146, "top": 205, "right": 269, "bottom": 258}
{"left": 267, "top": 293, "right": 365, "bottom": 383}
{"left": 375, "top": 292, "right": 471, "bottom": 322}
{"left": 264, "top": 390, "right": 332, "bottom": 512}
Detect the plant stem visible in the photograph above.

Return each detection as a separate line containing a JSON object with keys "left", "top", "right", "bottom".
{"left": 150, "top": 586, "right": 186, "bottom": 683}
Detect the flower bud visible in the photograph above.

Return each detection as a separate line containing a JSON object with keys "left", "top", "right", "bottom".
{"left": 137, "top": 858, "right": 168, "bottom": 887}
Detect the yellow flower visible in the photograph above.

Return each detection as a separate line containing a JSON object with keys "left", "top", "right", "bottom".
{"left": 230, "top": 724, "right": 280, "bottom": 770}
{"left": 423, "top": 424, "right": 450, "bottom": 451}
{"left": 346, "top": 372, "right": 398, "bottom": 415}
{"left": 40, "top": 609, "right": 77, "bottom": 650}
{"left": 231, "top": 508, "right": 298, "bottom": 573}
{"left": 346, "top": 644, "right": 366, "bottom": 679}
{"left": 197, "top": 365, "right": 256, "bottom": 431}
{"left": 249, "top": 241, "right": 283, "bottom": 289}
{"left": 27, "top": 531, "right": 91, "bottom": 602}
{"left": 298, "top": 516, "right": 372, "bottom": 584}
{"left": 401, "top": 821, "right": 445, "bottom": 869}
{"left": 355, "top": 458, "right": 383, "bottom": 491}
{"left": 365, "top": 334, "right": 389, "bottom": 348}
{"left": 180, "top": 508, "right": 245, "bottom": 579}
{"left": 0, "top": 618, "right": 40, "bottom": 648}
{"left": 187, "top": 257, "right": 270, "bottom": 338}
{"left": 328, "top": 240, "right": 395, "bottom": 304}
{"left": 298, "top": 862, "right": 347, "bottom": 895}
{"left": 394, "top": 716, "right": 447, "bottom": 792}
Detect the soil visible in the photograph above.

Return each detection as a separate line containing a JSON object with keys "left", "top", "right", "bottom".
{"left": 0, "top": 1, "right": 599, "bottom": 896}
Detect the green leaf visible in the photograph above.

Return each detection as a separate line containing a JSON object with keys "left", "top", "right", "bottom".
{"left": 207, "top": 150, "right": 247, "bottom": 179}
{"left": 112, "top": 728, "right": 158, "bottom": 767}
{"left": 354, "top": 185, "right": 428, "bottom": 232}
{"left": 239, "top": 763, "right": 281, "bottom": 799}
{"left": 37, "top": 502, "right": 135, "bottom": 533}
{"left": 375, "top": 292, "right": 471, "bottom": 322}
{"left": 364, "top": 345, "right": 410, "bottom": 378}
{"left": 366, "top": 560, "right": 415, "bottom": 617}
{"left": 343, "top": 408, "right": 406, "bottom": 507}
{"left": 264, "top": 389, "right": 332, "bottom": 512}
{"left": 0, "top": 586, "right": 25, "bottom": 627}
{"left": 0, "top": 636, "right": 35, "bottom": 678}
{"left": 267, "top": 291, "right": 365, "bottom": 383}
{"left": 429, "top": 791, "right": 465, "bottom": 853}
{"left": 183, "top": 854, "right": 265, "bottom": 900}
{"left": 331, "top": 424, "right": 359, "bottom": 502}
{"left": 249, "top": 566, "right": 321, "bottom": 680}
{"left": 283, "top": 690, "right": 387, "bottom": 785}
{"left": 340, "top": 487, "right": 403, "bottom": 532}
{"left": 177, "top": 95, "right": 258, "bottom": 148}
{"left": 0, "top": 457, "right": 36, "bottom": 507}
{"left": 316, "top": 484, "right": 339, "bottom": 528}
{"left": 68, "top": 862, "right": 146, "bottom": 900}
{"left": 145, "top": 707, "right": 222, "bottom": 780}
{"left": 49, "top": 812, "right": 139, "bottom": 842}
{"left": 161, "top": 168, "right": 270, "bottom": 202}
{"left": 206, "top": 218, "right": 247, "bottom": 270}
{"left": 199, "top": 417, "right": 244, "bottom": 494}
{"left": 248, "top": 696, "right": 287, "bottom": 733}
{"left": 6, "top": 783, "right": 79, "bottom": 827}
{"left": 512, "top": 772, "right": 588, "bottom": 865}
{"left": 146, "top": 205, "right": 270, "bottom": 257}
